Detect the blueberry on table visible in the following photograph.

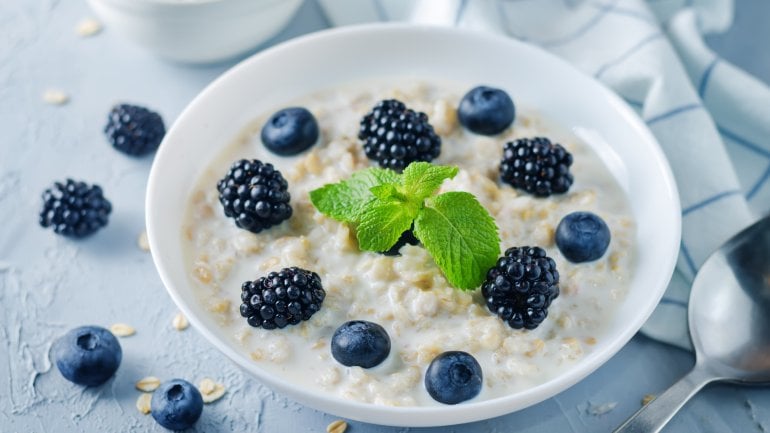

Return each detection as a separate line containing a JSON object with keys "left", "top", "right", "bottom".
{"left": 425, "top": 351, "right": 483, "bottom": 404}
{"left": 151, "top": 379, "right": 204, "bottom": 431}
{"left": 261, "top": 107, "right": 319, "bottom": 156}
{"left": 331, "top": 320, "right": 391, "bottom": 368}
{"left": 555, "top": 211, "right": 611, "bottom": 263}
{"left": 482, "top": 246, "right": 560, "bottom": 330}
{"left": 39, "top": 179, "right": 112, "bottom": 238}
{"left": 104, "top": 103, "right": 165, "bottom": 156}
{"left": 217, "top": 159, "right": 292, "bottom": 234}
{"left": 457, "top": 86, "right": 515, "bottom": 135}
{"left": 358, "top": 99, "right": 441, "bottom": 171}
{"left": 500, "top": 137, "right": 574, "bottom": 197}
{"left": 52, "top": 325, "right": 122, "bottom": 386}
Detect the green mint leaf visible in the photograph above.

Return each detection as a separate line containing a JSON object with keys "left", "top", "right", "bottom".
{"left": 309, "top": 167, "right": 399, "bottom": 222}
{"left": 370, "top": 183, "right": 399, "bottom": 201}
{"left": 356, "top": 198, "right": 414, "bottom": 252}
{"left": 414, "top": 191, "right": 500, "bottom": 290}
{"left": 401, "top": 162, "right": 459, "bottom": 203}
{"left": 311, "top": 162, "right": 501, "bottom": 290}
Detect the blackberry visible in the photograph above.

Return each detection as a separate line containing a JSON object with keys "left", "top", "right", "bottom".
{"left": 481, "top": 246, "right": 560, "bottom": 330}
{"left": 239, "top": 267, "right": 325, "bottom": 329}
{"left": 358, "top": 99, "right": 441, "bottom": 171}
{"left": 104, "top": 104, "right": 165, "bottom": 156}
{"left": 216, "top": 159, "right": 292, "bottom": 234}
{"left": 500, "top": 137, "right": 574, "bottom": 197}
{"left": 39, "top": 179, "right": 112, "bottom": 238}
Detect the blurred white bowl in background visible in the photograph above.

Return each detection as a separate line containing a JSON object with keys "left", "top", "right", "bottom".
{"left": 87, "top": 0, "right": 304, "bottom": 63}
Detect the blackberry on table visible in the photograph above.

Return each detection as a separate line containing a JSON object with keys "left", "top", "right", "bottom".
{"left": 358, "top": 99, "right": 441, "bottom": 171}
{"left": 217, "top": 159, "right": 292, "bottom": 234}
{"left": 481, "top": 246, "right": 560, "bottom": 330}
{"left": 500, "top": 137, "right": 573, "bottom": 197}
{"left": 39, "top": 179, "right": 112, "bottom": 238}
{"left": 239, "top": 267, "right": 325, "bottom": 329}
{"left": 104, "top": 104, "right": 165, "bottom": 156}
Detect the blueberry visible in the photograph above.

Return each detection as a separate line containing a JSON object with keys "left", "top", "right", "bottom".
{"left": 331, "top": 320, "right": 390, "bottom": 368}
{"left": 52, "top": 325, "right": 122, "bottom": 386}
{"left": 424, "top": 351, "right": 483, "bottom": 404}
{"left": 555, "top": 211, "right": 611, "bottom": 263}
{"left": 151, "top": 379, "right": 204, "bottom": 431}
{"left": 261, "top": 107, "right": 319, "bottom": 156}
{"left": 457, "top": 86, "right": 515, "bottom": 135}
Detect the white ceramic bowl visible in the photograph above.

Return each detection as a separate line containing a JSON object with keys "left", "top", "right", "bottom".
{"left": 146, "top": 24, "right": 681, "bottom": 426}
{"left": 87, "top": 0, "right": 303, "bottom": 63}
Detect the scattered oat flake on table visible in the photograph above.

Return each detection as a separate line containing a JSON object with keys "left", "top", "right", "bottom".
{"left": 586, "top": 401, "right": 618, "bottom": 416}
{"left": 642, "top": 394, "right": 656, "bottom": 406}
{"left": 137, "top": 230, "right": 150, "bottom": 252}
{"left": 76, "top": 18, "right": 102, "bottom": 37}
{"left": 42, "top": 89, "right": 69, "bottom": 105}
{"left": 203, "top": 384, "right": 226, "bottom": 403}
{"left": 172, "top": 312, "right": 189, "bottom": 330}
{"left": 136, "top": 393, "right": 152, "bottom": 414}
{"left": 198, "top": 378, "right": 216, "bottom": 395}
{"left": 136, "top": 376, "right": 161, "bottom": 392}
{"left": 327, "top": 419, "right": 348, "bottom": 433}
{"left": 110, "top": 323, "right": 135, "bottom": 337}
{"left": 198, "top": 378, "right": 227, "bottom": 403}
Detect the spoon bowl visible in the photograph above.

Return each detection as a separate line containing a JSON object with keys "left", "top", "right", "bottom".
{"left": 690, "top": 215, "right": 770, "bottom": 383}
{"left": 615, "top": 214, "right": 770, "bottom": 433}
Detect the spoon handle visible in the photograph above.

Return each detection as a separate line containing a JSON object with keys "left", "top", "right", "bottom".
{"left": 613, "top": 364, "right": 716, "bottom": 433}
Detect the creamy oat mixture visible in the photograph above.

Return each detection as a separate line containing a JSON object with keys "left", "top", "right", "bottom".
{"left": 181, "top": 80, "right": 635, "bottom": 406}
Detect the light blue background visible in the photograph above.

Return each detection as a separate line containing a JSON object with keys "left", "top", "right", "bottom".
{"left": 1, "top": 1, "right": 768, "bottom": 432}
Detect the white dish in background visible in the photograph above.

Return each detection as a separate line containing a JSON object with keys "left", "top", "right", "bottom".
{"left": 146, "top": 24, "right": 681, "bottom": 426}
{"left": 87, "top": 0, "right": 303, "bottom": 63}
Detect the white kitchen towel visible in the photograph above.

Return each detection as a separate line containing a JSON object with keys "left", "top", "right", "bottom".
{"left": 317, "top": 0, "right": 770, "bottom": 350}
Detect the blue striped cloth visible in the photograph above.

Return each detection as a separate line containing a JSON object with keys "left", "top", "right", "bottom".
{"left": 317, "top": 0, "right": 770, "bottom": 350}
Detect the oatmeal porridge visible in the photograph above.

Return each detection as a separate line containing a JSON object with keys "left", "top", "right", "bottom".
{"left": 181, "top": 79, "right": 635, "bottom": 406}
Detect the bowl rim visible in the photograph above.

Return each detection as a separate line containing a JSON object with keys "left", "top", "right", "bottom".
{"left": 146, "top": 22, "right": 681, "bottom": 426}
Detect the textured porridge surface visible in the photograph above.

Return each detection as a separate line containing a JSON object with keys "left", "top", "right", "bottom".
{"left": 182, "top": 80, "right": 635, "bottom": 406}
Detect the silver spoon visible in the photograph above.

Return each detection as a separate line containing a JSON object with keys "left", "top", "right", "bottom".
{"left": 614, "top": 214, "right": 770, "bottom": 433}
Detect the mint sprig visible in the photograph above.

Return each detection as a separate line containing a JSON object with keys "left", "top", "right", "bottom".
{"left": 309, "top": 162, "right": 500, "bottom": 290}
{"left": 414, "top": 192, "right": 501, "bottom": 290}
{"left": 309, "top": 168, "right": 399, "bottom": 223}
